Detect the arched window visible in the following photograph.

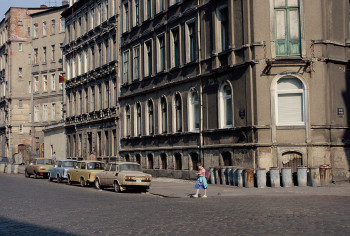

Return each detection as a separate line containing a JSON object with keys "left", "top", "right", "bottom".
{"left": 221, "top": 152, "right": 232, "bottom": 166}
{"left": 174, "top": 153, "right": 182, "bottom": 170}
{"left": 189, "top": 89, "right": 200, "bottom": 131}
{"left": 147, "top": 153, "right": 154, "bottom": 169}
{"left": 148, "top": 100, "right": 154, "bottom": 135}
{"left": 160, "top": 153, "right": 167, "bottom": 169}
{"left": 190, "top": 152, "right": 199, "bottom": 170}
{"left": 276, "top": 77, "right": 305, "bottom": 125}
{"left": 135, "top": 154, "right": 141, "bottom": 165}
{"left": 175, "top": 93, "right": 182, "bottom": 132}
{"left": 219, "top": 83, "right": 233, "bottom": 128}
{"left": 125, "top": 105, "right": 131, "bottom": 137}
{"left": 125, "top": 154, "right": 130, "bottom": 162}
{"left": 160, "top": 97, "right": 167, "bottom": 133}
{"left": 136, "top": 103, "right": 142, "bottom": 136}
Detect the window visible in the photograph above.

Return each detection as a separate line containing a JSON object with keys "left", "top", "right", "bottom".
{"left": 18, "top": 68, "right": 23, "bottom": 78}
{"left": 219, "top": 83, "right": 233, "bottom": 128}
{"left": 60, "top": 18, "right": 65, "bottom": 32}
{"left": 85, "top": 12, "right": 89, "bottom": 32}
{"left": 170, "top": 28, "right": 180, "bottom": 68}
{"left": 113, "top": 35, "right": 117, "bottom": 60}
{"left": 170, "top": 0, "right": 179, "bottom": 6}
{"left": 126, "top": 105, "right": 131, "bottom": 136}
{"left": 157, "top": 35, "right": 165, "bottom": 72}
{"left": 145, "top": 0, "right": 152, "bottom": 20}
{"left": 43, "top": 75, "right": 48, "bottom": 92}
{"left": 216, "top": 6, "right": 229, "bottom": 52}
{"left": 175, "top": 93, "right": 182, "bottom": 132}
{"left": 106, "top": 82, "right": 110, "bottom": 108}
{"left": 43, "top": 47, "right": 47, "bottom": 63}
{"left": 51, "top": 45, "right": 55, "bottom": 61}
{"left": 52, "top": 20, "right": 56, "bottom": 34}
{"left": 19, "top": 100, "right": 23, "bottom": 108}
{"left": 276, "top": 76, "right": 305, "bottom": 125}
{"left": 186, "top": 21, "right": 197, "bottom": 62}
{"left": 72, "top": 56, "right": 76, "bottom": 78}
{"left": 34, "top": 24, "right": 38, "bottom": 38}
{"left": 148, "top": 100, "right": 154, "bottom": 135}
{"left": 136, "top": 103, "right": 142, "bottom": 136}
{"left": 274, "top": 0, "right": 301, "bottom": 56}
{"left": 52, "top": 103, "right": 56, "bottom": 120}
{"left": 105, "top": 0, "right": 109, "bottom": 20}
{"left": 133, "top": 45, "right": 140, "bottom": 81}
{"left": 51, "top": 74, "right": 56, "bottom": 91}
{"left": 91, "top": 86, "right": 95, "bottom": 111}
{"left": 160, "top": 97, "right": 167, "bottom": 133}
{"left": 98, "top": 84, "right": 102, "bottom": 109}
{"left": 144, "top": 41, "right": 152, "bottom": 77}
{"left": 134, "top": 0, "right": 140, "bottom": 26}
{"left": 106, "top": 40, "right": 110, "bottom": 63}
{"left": 28, "top": 81, "right": 32, "bottom": 94}
{"left": 18, "top": 43, "right": 22, "bottom": 51}
{"left": 34, "top": 49, "right": 38, "bottom": 64}
{"left": 78, "top": 53, "right": 82, "bottom": 76}
{"left": 79, "top": 17, "right": 82, "bottom": 37}
{"left": 19, "top": 125, "right": 23, "bottom": 134}
{"left": 123, "top": 50, "right": 129, "bottom": 84}
{"left": 85, "top": 88, "right": 89, "bottom": 113}
{"left": 43, "top": 21, "right": 47, "bottom": 36}
{"left": 18, "top": 21, "right": 23, "bottom": 26}
{"left": 43, "top": 104, "right": 48, "bottom": 121}
{"left": 123, "top": 2, "right": 129, "bottom": 32}
{"left": 189, "top": 89, "right": 200, "bottom": 131}
{"left": 27, "top": 27, "right": 30, "bottom": 37}
{"left": 91, "top": 8, "right": 95, "bottom": 29}
{"left": 98, "top": 43, "right": 102, "bottom": 67}
{"left": 97, "top": 4, "right": 102, "bottom": 25}
{"left": 34, "top": 105, "right": 39, "bottom": 121}
{"left": 91, "top": 47, "right": 95, "bottom": 69}
{"left": 157, "top": 0, "right": 165, "bottom": 13}
{"left": 66, "top": 59, "right": 71, "bottom": 80}
{"left": 79, "top": 91, "right": 83, "bottom": 114}
{"left": 34, "top": 76, "right": 39, "bottom": 92}
{"left": 84, "top": 50, "right": 89, "bottom": 73}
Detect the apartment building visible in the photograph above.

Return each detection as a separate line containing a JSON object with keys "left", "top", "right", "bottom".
{"left": 62, "top": 0, "right": 119, "bottom": 161}
{"left": 31, "top": 4, "right": 68, "bottom": 159}
{"left": 0, "top": 7, "right": 49, "bottom": 160}
{"left": 119, "top": 0, "right": 350, "bottom": 181}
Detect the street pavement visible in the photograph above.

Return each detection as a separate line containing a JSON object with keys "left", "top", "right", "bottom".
{"left": 0, "top": 172, "right": 350, "bottom": 235}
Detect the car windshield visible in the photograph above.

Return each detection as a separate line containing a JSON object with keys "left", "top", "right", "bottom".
{"left": 37, "top": 159, "right": 53, "bottom": 165}
{"left": 62, "top": 161, "right": 75, "bottom": 167}
{"left": 87, "top": 162, "right": 105, "bottom": 170}
{"left": 119, "top": 164, "right": 142, "bottom": 172}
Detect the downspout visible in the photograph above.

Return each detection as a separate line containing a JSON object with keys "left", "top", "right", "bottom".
{"left": 197, "top": 0, "right": 203, "bottom": 164}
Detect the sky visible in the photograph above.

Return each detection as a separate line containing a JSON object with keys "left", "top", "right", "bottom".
{"left": 0, "top": 0, "right": 60, "bottom": 19}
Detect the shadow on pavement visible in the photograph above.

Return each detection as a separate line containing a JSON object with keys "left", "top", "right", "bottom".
{"left": 0, "top": 217, "right": 75, "bottom": 236}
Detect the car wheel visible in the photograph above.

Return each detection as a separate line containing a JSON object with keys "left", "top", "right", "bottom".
{"left": 57, "top": 175, "right": 61, "bottom": 183}
{"left": 95, "top": 179, "right": 102, "bottom": 190}
{"left": 114, "top": 181, "right": 121, "bottom": 193}
{"left": 67, "top": 176, "right": 72, "bottom": 185}
{"left": 25, "top": 170, "right": 30, "bottom": 178}
{"left": 34, "top": 172, "right": 38, "bottom": 179}
{"left": 80, "top": 178, "right": 86, "bottom": 187}
{"left": 49, "top": 176, "right": 53, "bottom": 182}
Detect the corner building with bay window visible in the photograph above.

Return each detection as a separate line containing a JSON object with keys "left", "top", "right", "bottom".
{"left": 62, "top": 0, "right": 120, "bottom": 161}
{"left": 120, "top": 0, "right": 350, "bottom": 181}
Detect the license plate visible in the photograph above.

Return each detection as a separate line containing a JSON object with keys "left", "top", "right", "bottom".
{"left": 136, "top": 179, "right": 141, "bottom": 183}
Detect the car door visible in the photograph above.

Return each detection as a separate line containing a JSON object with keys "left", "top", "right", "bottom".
{"left": 72, "top": 162, "right": 81, "bottom": 182}
{"left": 56, "top": 161, "right": 62, "bottom": 177}
{"left": 79, "top": 162, "right": 87, "bottom": 181}
{"left": 100, "top": 164, "right": 111, "bottom": 185}
{"left": 106, "top": 164, "right": 117, "bottom": 186}
{"left": 27, "top": 160, "right": 36, "bottom": 174}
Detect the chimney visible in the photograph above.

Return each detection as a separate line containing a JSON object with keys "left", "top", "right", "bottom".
{"left": 62, "top": 1, "right": 69, "bottom": 6}
{"left": 40, "top": 5, "right": 47, "bottom": 8}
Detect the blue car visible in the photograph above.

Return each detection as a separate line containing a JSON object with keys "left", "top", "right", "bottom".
{"left": 48, "top": 159, "right": 77, "bottom": 183}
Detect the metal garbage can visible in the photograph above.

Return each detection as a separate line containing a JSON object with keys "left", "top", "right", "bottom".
{"left": 244, "top": 169, "right": 254, "bottom": 188}
{"left": 0, "top": 163, "right": 5, "bottom": 173}
{"left": 281, "top": 167, "right": 293, "bottom": 187}
{"left": 319, "top": 165, "right": 332, "bottom": 186}
{"left": 256, "top": 168, "right": 266, "bottom": 188}
{"left": 13, "top": 164, "right": 19, "bottom": 174}
{"left": 310, "top": 167, "right": 321, "bottom": 187}
{"left": 237, "top": 168, "right": 243, "bottom": 187}
{"left": 5, "top": 164, "right": 12, "bottom": 174}
{"left": 227, "top": 168, "right": 233, "bottom": 185}
{"left": 297, "top": 167, "right": 307, "bottom": 187}
{"left": 220, "top": 168, "right": 226, "bottom": 185}
{"left": 209, "top": 168, "right": 215, "bottom": 184}
{"left": 269, "top": 167, "right": 280, "bottom": 187}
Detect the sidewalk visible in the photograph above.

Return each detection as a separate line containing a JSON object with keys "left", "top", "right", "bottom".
{"left": 149, "top": 177, "right": 350, "bottom": 198}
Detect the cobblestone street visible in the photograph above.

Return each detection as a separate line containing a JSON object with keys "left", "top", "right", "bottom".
{"left": 0, "top": 174, "right": 350, "bottom": 235}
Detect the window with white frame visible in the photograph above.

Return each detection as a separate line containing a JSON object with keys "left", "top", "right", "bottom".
{"left": 27, "top": 27, "right": 30, "bottom": 37}
{"left": 170, "top": 27, "right": 180, "bottom": 68}
{"left": 106, "top": 40, "right": 110, "bottom": 63}
{"left": 160, "top": 96, "right": 167, "bottom": 133}
{"left": 144, "top": 0, "right": 152, "bottom": 20}
{"left": 123, "top": 50, "right": 129, "bottom": 84}
{"left": 34, "top": 48, "right": 38, "bottom": 64}
{"left": 19, "top": 125, "right": 23, "bottom": 134}
{"left": 144, "top": 40, "right": 152, "bottom": 77}
{"left": 78, "top": 53, "right": 82, "bottom": 76}
{"left": 18, "top": 68, "right": 23, "bottom": 78}
{"left": 91, "top": 8, "right": 95, "bottom": 29}
{"left": 34, "top": 105, "right": 40, "bottom": 121}
{"left": 123, "top": 2, "right": 129, "bottom": 32}
{"left": 133, "top": 45, "right": 140, "bottom": 81}
{"left": 148, "top": 100, "right": 154, "bottom": 135}
{"left": 43, "top": 75, "right": 48, "bottom": 92}
{"left": 66, "top": 58, "right": 71, "bottom": 80}
{"left": 18, "top": 100, "right": 23, "bottom": 108}
{"left": 175, "top": 93, "right": 182, "bottom": 132}
{"left": 34, "top": 24, "right": 38, "bottom": 38}
{"left": 126, "top": 105, "right": 131, "bottom": 137}
{"left": 51, "top": 74, "right": 56, "bottom": 91}
{"left": 219, "top": 83, "right": 233, "bottom": 128}
{"left": 43, "top": 47, "right": 47, "bottom": 63}
{"left": 157, "top": 0, "right": 165, "bottom": 13}
{"left": 43, "top": 21, "right": 47, "bottom": 36}
{"left": 276, "top": 76, "right": 305, "bottom": 125}
{"left": 29, "top": 113, "right": 32, "bottom": 122}
{"left": 51, "top": 45, "right": 55, "bottom": 61}
{"left": 43, "top": 104, "right": 48, "bottom": 121}
{"left": 105, "top": 0, "right": 109, "bottom": 20}
{"left": 216, "top": 6, "right": 229, "bottom": 52}
{"left": 157, "top": 35, "right": 165, "bottom": 72}
{"left": 61, "top": 102, "right": 64, "bottom": 119}
{"left": 136, "top": 103, "right": 142, "bottom": 136}
{"left": 91, "top": 86, "right": 95, "bottom": 111}
{"left": 97, "top": 3, "right": 102, "bottom": 25}
{"left": 60, "top": 18, "right": 65, "bottom": 32}
{"left": 52, "top": 103, "right": 56, "bottom": 120}
{"left": 28, "top": 81, "right": 32, "bottom": 93}
{"left": 72, "top": 56, "right": 76, "bottom": 78}
{"left": 18, "top": 43, "right": 22, "bottom": 51}
{"left": 34, "top": 76, "right": 39, "bottom": 92}
{"left": 84, "top": 50, "right": 88, "bottom": 73}
{"left": 185, "top": 20, "right": 197, "bottom": 63}
{"left": 134, "top": 0, "right": 140, "bottom": 26}
{"left": 52, "top": 19, "right": 56, "bottom": 34}
{"left": 189, "top": 89, "right": 200, "bottom": 131}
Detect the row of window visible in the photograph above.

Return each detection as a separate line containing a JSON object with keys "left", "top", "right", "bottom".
{"left": 33, "top": 18, "right": 65, "bottom": 38}
{"left": 66, "top": 0, "right": 117, "bottom": 43}
{"left": 33, "top": 102, "right": 64, "bottom": 122}
{"left": 66, "top": 36, "right": 117, "bottom": 80}
{"left": 32, "top": 73, "right": 64, "bottom": 94}
{"left": 33, "top": 44, "right": 63, "bottom": 65}
{"left": 66, "top": 81, "right": 117, "bottom": 117}
{"left": 122, "top": 19, "right": 197, "bottom": 84}
{"left": 123, "top": 76, "right": 306, "bottom": 137}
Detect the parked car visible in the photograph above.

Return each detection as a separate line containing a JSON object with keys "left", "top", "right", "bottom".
{"left": 25, "top": 158, "right": 55, "bottom": 179}
{"left": 0, "top": 157, "right": 9, "bottom": 163}
{"left": 48, "top": 159, "right": 77, "bottom": 183}
{"left": 94, "top": 162, "right": 152, "bottom": 192}
{"left": 67, "top": 160, "right": 105, "bottom": 187}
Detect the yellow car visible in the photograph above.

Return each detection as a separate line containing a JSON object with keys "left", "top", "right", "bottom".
{"left": 67, "top": 160, "right": 105, "bottom": 187}
{"left": 25, "top": 158, "right": 55, "bottom": 179}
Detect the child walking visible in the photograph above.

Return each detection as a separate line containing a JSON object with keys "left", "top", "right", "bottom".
{"left": 193, "top": 163, "right": 207, "bottom": 198}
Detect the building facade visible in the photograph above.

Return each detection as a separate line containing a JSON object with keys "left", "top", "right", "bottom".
{"left": 119, "top": 0, "right": 350, "bottom": 181}
{"left": 62, "top": 0, "right": 119, "bottom": 161}
{"left": 0, "top": 7, "right": 49, "bottom": 161}
{"left": 31, "top": 5, "right": 68, "bottom": 158}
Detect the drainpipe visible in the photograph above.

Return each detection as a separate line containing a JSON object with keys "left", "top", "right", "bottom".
{"left": 197, "top": 0, "right": 203, "bottom": 165}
